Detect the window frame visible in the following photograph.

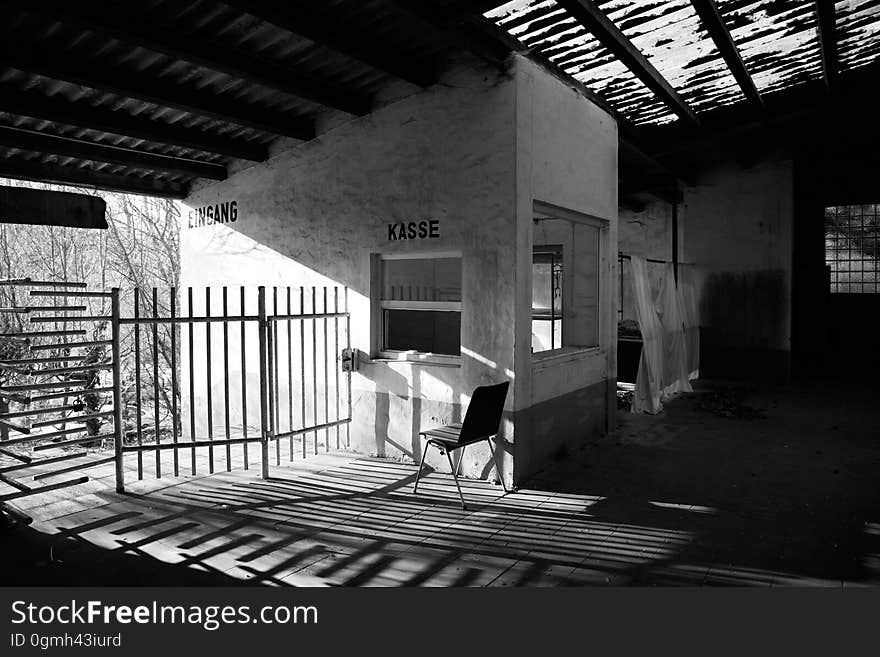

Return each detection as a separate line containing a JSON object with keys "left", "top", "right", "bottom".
{"left": 372, "top": 251, "right": 463, "bottom": 365}
{"left": 531, "top": 201, "right": 608, "bottom": 362}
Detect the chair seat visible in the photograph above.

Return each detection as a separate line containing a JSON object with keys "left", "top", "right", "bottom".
{"left": 420, "top": 423, "right": 462, "bottom": 445}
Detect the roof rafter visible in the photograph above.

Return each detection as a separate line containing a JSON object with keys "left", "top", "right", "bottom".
{"left": 388, "top": 0, "right": 512, "bottom": 66}
{"left": 1, "top": 0, "right": 372, "bottom": 117}
{"left": 0, "top": 159, "right": 189, "bottom": 199}
{"left": 0, "top": 126, "right": 228, "bottom": 180}
{"left": 0, "top": 42, "right": 316, "bottom": 141}
{"left": 555, "top": 0, "right": 700, "bottom": 125}
{"left": 222, "top": 0, "right": 438, "bottom": 88}
{"left": 689, "top": 0, "right": 763, "bottom": 110}
{"left": 0, "top": 85, "right": 268, "bottom": 162}
{"left": 814, "top": 0, "right": 839, "bottom": 89}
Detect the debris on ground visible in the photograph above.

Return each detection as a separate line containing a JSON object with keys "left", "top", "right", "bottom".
{"left": 690, "top": 387, "right": 767, "bottom": 420}
{"left": 616, "top": 387, "right": 634, "bottom": 410}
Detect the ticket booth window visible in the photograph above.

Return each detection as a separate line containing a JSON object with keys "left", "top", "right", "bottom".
{"left": 376, "top": 255, "right": 462, "bottom": 357}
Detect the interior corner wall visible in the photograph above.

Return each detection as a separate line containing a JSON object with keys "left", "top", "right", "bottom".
{"left": 680, "top": 157, "right": 794, "bottom": 382}
{"left": 512, "top": 55, "right": 618, "bottom": 483}
{"left": 180, "top": 59, "right": 519, "bottom": 485}
{"left": 618, "top": 200, "right": 672, "bottom": 321}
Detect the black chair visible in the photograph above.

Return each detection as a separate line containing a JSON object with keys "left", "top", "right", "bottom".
{"left": 413, "top": 381, "right": 510, "bottom": 509}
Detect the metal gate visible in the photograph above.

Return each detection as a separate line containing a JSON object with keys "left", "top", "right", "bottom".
{"left": 0, "top": 278, "right": 119, "bottom": 504}
{"left": 116, "top": 284, "right": 352, "bottom": 491}
{"left": 1, "top": 280, "right": 352, "bottom": 503}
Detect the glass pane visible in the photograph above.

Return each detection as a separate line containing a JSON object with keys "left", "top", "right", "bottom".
{"left": 381, "top": 257, "right": 461, "bottom": 302}
{"left": 384, "top": 310, "right": 460, "bottom": 355}
{"left": 532, "top": 245, "right": 563, "bottom": 354}
{"left": 531, "top": 319, "right": 562, "bottom": 353}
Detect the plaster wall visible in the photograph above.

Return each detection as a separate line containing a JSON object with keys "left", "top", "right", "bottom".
{"left": 680, "top": 158, "right": 794, "bottom": 381}
{"left": 180, "top": 54, "right": 619, "bottom": 487}
{"left": 512, "top": 57, "right": 618, "bottom": 481}
{"left": 182, "top": 58, "right": 518, "bottom": 483}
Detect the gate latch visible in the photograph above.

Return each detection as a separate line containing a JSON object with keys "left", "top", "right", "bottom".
{"left": 340, "top": 347, "right": 360, "bottom": 372}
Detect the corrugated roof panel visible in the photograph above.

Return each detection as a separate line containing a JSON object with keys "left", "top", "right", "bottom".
{"left": 716, "top": 0, "right": 823, "bottom": 95}
{"left": 603, "top": 1, "right": 745, "bottom": 113}
{"left": 486, "top": 0, "right": 880, "bottom": 122}
{"left": 836, "top": 0, "right": 880, "bottom": 71}
{"left": 486, "top": 0, "right": 680, "bottom": 124}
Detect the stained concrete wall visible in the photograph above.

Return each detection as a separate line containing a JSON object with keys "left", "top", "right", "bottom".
{"left": 512, "top": 57, "right": 618, "bottom": 481}
{"left": 180, "top": 54, "right": 618, "bottom": 487}
{"left": 680, "top": 157, "right": 794, "bottom": 381}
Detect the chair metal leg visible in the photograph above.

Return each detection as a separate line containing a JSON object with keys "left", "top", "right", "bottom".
{"left": 445, "top": 450, "right": 467, "bottom": 510}
{"left": 488, "top": 437, "right": 508, "bottom": 492}
{"left": 413, "top": 440, "right": 431, "bottom": 494}
{"left": 455, "top": 445, "right": 466, "bottom": 476}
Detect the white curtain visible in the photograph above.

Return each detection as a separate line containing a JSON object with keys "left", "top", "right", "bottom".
{"left": 676, "top": 264, "right": 701, "bottom": 380}
{"left": 629, "top": 258, "right": 699, "bottom": 414}
{"left": 657, "top": 263, "right": 692, "bottom": 397}
{"left": 629, "top": 256, "right": 664, "bottom": 413}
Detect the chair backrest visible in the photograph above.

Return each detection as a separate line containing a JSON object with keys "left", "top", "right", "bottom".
{"left": 458, "top": 381, "right": 510, "bottom": 444}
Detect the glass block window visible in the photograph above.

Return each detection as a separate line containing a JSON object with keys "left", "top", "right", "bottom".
{"left": 825, "top": 204, "right": 880, "bottom": 294}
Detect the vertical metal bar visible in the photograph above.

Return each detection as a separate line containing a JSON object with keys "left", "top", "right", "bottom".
{"left": 334, "top": 286, "right": 340, "bottom": 450}
{"left": 311, "top": 287, "right": 318, "bottom": 455}
{"left": 133, "top": 287, "right": 143, "bottom": 480}
{"left": 287, "top": 286, "right": 293, "bottom": 460}
{"left": 205, "top": 286, "right": 214, "bottom": 474}
{"left": 240, "top": 286, "right": 249, "bottom": 469}
{"left": 188, "top": 287, "right": 196, "bottom": 476}
{"left": 323, "top": 287, "right": 329, "bottom": 452}
{"left": 152, "top": 287, "right": 161, "bottom": 478}
{"left": 345, "top": 286, "right": 351, "bottom": 448}
{"left": 257, "top": 286, "right": 269, "bottom": 479}
{"left": 272, "top": 286, "right": 279, "bottom": 465}
{"left": 299, "top": 286, "right": 306, "bottom": 459}
{"left": 223, "top": 286, "right": 231, "bottom": 472}
{"left": 550, "top": 253, "right": 555, "bottom": 351}
{"left": 111, "top": 288, "right": 124, "bottom": 493}
{"left": 170, "top": 287, "right": 179, "bottom": 477}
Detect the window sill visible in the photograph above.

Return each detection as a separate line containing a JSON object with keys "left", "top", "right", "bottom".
{"left": 372, "top": 351, "right": 461, "bottom": 368}
{"left": 532, "top": 346, "right": 601, "bottom": 367}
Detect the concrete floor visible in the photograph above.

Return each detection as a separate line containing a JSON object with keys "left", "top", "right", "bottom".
{"left": 2, "top": 381, "right": 879, "bottom": 586}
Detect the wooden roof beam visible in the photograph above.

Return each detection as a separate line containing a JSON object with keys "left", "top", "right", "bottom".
{"left": 0, "top": 43, "right": 316, "bottom": 141}
{"left": 0, "top": 159, "right": 189, "bottom": 199}
{"left": 0, "top": 85, "right": 268, "bottom": 162}
{"left": 555, "top": 0, "right": 700, "bottom": 126}
{"left": 222, "top": 0, "right": 438, "bottom": 88}
{"left": 388, "top": 0, "right": 512, "bottom": 67}
{"left": 814, "top": 0, "right": 839, "bottom": 90}
{"left": 690, "top": 0, "right": 763, "bottom": 111}
{"left": 1, "top": 0, "right": 371, "bottom": 116}
{"left": 0, "top": 126, "right": 227, "bottom": 180}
